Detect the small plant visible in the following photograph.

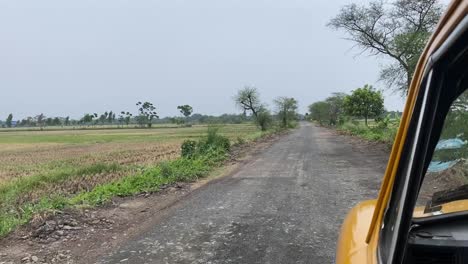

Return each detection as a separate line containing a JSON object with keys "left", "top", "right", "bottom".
{"left": 236, "top": 136, "right": 246, "bottom": 145}
{"left": 181, "top": 140, "right": 197, "bottom": 158}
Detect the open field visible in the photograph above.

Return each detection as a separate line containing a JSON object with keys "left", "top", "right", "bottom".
{"left": 0, "top": 125, "right": 260, "bottom": 182}
{"left": 0, "top": 124, "right": 262, "bottom": 236}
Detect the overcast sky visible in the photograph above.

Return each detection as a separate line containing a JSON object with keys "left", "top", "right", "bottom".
{"left": 0, "top": 0, "right": 409, "bottom": 120}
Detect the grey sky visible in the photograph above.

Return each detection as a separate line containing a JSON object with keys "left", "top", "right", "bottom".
{"left": 0, "top": 0, "right": 407, "bottom": 120}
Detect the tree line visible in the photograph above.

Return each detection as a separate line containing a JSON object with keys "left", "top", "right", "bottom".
{"left": 308, "top": 84, "right": 389, "bottom": 126}
{"left": 234, "top": 86, "right": 299, "bottom": 131}
{"left": 1, "top": 101, "right": 192, "bottom": 129}
{"left": 2, "top": 88, "right": 300, "bottom": 130}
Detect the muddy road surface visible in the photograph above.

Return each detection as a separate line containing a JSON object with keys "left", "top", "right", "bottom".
{"left": 98, "top": 123, "right": 388, "bottom": 264}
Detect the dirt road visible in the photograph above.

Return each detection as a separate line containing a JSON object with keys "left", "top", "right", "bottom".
{"left": 98, "top": 123, "right": 388, "bottom": 263}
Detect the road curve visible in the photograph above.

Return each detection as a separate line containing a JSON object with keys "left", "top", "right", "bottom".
{"left": 100, "top": 123, "right": 387, "bottom": 264}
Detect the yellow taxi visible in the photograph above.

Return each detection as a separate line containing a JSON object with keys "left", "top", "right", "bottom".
{"left": 336, "top": 1, "right": 468, "bottom": 263}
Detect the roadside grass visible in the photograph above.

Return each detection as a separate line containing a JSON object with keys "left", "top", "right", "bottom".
{"left": 337, "top": 121, "right": 398, "bottom": 144}
{"left": 0, "top": 124, "right": 277, "bottom": 237}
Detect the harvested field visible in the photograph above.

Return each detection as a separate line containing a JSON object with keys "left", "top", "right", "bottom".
{"left": 0, "top": 124, "right": 261, "bottom": 236}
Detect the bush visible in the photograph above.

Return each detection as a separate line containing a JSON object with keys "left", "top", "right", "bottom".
{"left": 256, "top": 110, "right": 273, "bottom": 131}
{"left": 181, "top": 126, "right": 230, "bottom": 159}
{"left": 339, "top": 121, "right": 398, "bottom": 144}
{"left": 236, "top": 136, "right": 246, "bottom": 145}
{"left": 181, "top": 140, "right": 197, "bottom": 158}
{"left": 201, "top": 126, "right": 230, "bottom": 152}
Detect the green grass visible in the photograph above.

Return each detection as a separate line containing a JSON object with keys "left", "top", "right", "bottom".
{"left": 338, "top": 121, "right": 398, "bottom": 144}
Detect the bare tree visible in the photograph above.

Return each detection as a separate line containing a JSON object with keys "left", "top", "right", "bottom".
{"left": 234, "top": 86, "right": 261, "bottom": 118}
{"left": 328, "top": 0, "right": 443, "bottom": 94}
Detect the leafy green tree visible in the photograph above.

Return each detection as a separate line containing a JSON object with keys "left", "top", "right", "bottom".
{"left": 53, "top": 117, "right": 61, "bottom": 126}
{"left": 136, "top": 102, "right": 159, "bottom": 128}
{"left": 343, "top": 84, "right": 385, "bottom": 126}
{"left": 256, "top": 107, "right": 273, "bottom": 131}
{"left": 80, "top": 114, "right": 93, "bottom": 126}
{"left": 325, "top": 93, "right": 347, "bottom": 125}
{"left": 177, "top": 105, "right": 193, "bottom": 118}
{"left": 64, "top": 116, "right": 70, "bottom": 126}
{"left": 274, "top": 97, "right": 298, "bottom": 128}
{"left": 5, "top": 114, "right": 13, "bottom": 128}
{"left": 328, "top": 0, "right": 443, "bottom": 94}
{"left": 309, "top": 101, "right": 331, "bottom": 125}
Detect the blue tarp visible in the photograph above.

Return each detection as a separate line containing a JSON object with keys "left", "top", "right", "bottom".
{"left": 428, "top": 160, "right": 459, "bottom": 173}
{"left": 436, "top": 138, "right": 467, "bottom": 150}
{"left": 427, "top": 138, "right": 466, "bottom": 172}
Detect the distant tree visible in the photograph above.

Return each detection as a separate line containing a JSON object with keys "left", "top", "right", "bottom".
{"left": 92, "top": 113, "right": 98, "bottom": 126}
{"left": 177, "top": 105, "right": 193, "bottom": 118}
{"left": 64, "top": 116, "right": 70, "bottom": 126}
{"left": 53, "top": 117, "right": 61, "bottom": 126}
{"left": 234, "top": 86, "right": 262, "bottom": 118}
{"left": 108, "top": 111, "right": 114, "bottom": 124}
{"left": 256, "top": 107, "right": 273, "bottom": 131}
{"left": 234, "top": 86, "right": 273, "bottom": 130}
{"left": 120, "top": 111, "right": 133, "bottom": 127}
{"left": 274, "top": 97, "right": 299, "bottom": 128}
{"left": 328, "top": 0, "right": 443, "bottom": 94}
{"left": 343, "top": 84, "right": 385, "bottom": 126}
{"left": 80, "top": 114, "right": 93, "bottom": 126}
{"left": 98, "top": 114, "right": 106, "bottom": 125}
{"left": 136, "top": 102, "right": 159, "bottom": 128}
{"left": 45, "top": 118, "right": 53, "bottom": 126}
{"left": 309, "top": 101, "right": 332, "bottom": 125}
{"left": 6, "top": 114, "right": 13, "bottom": 128}
{"left": 36, "top": 114, "right": 46, "bottom": 129}
{"left": 325, "top": 93, "right": 347, "bottom": 125}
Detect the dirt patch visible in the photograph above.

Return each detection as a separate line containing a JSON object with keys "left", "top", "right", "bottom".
{"left": 0, "top": 132, "right": 286, "bottom": 264}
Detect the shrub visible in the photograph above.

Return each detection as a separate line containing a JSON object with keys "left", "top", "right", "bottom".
{"left": 181, "top": 126, "right": 230, "bottom": 159}
{"left": 236, "top": 136, "right": 246, "bottom": 145}
{"left": 181, "top": 140, "right": 197, "bottom": 158}
{"left": 200, "top": 126, "right": 230, "bottom": 153}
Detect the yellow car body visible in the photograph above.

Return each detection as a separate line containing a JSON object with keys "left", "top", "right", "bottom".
{"left": 336, "top": 1, "right": 468, "bottom": 263}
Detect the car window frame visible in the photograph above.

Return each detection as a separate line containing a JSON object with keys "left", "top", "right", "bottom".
{"left": 378, "top": 16, "right": 468, "bottom": 264}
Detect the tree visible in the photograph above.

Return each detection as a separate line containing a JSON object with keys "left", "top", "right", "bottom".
{"left": 45, "top": 118, "right": 53, "bottom": 126}
{"left": 80, "top": 114, "right": 93, "bottom": 126}
{"left": 177, "top": 105, "right": 193, "bottom": 118}
{"left": 234, "top": 86, "right": 262, "bottom": 118}
{"left": 6, "top": 114, "right": 13, "bottom": 128}
{"left": 328, "top": 0, "right": 443, "bottom": 94}
{"left": 325, "top": 93, "right": 347, "bottom": 126}
{"left": 53, "top": 117, "right": 61, "bottom": 126}
{"left": 99, "top": 113, "right": 107, "bottom": 125}
{"left": 64, "top": 116, "right": 70, "bottom": 126}
{"left": 35, "top": 114, "right": 46, "bottom": 129}
{"left": 136, "top": 102, "right": 158, "bottom": 128}
{"left": 121, "top": 111, "right": 133, "bottom": 127}
{"left": 256, "top": 107, "right": 273, "bottom": 131}
{"left": 108, "top": 111, "right": 114, "bottom": 124}
{"left": 233, "top": 86, "right": 272, "bottom": 130}
{"left": 343, "top": 84, "right": 385, "bottom": 126}
{"left": 274, "top": 97, "right": 299, "bottom": 128}
{"left": 309, "top": 101, "right": 332, "bottom": 125}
